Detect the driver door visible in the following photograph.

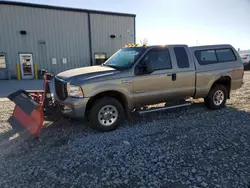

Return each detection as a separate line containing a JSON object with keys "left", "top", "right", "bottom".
{"left": 132, "top": 47, "right": 177, "bottom": 106}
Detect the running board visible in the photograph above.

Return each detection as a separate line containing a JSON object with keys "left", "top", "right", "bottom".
{"left": 137, "top": 102, "right": 192, "bottom": 115}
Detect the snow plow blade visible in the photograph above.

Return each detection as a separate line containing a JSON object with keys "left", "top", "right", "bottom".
{"left": 7, "top": 90, "right": 44, "bottom": 136}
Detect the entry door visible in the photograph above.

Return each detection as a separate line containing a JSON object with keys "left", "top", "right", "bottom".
{"left": 132, "top": 48, "right": 177, "bottom": 106}
{"left": 19, "top": 53, "right": 34, "bottom": 79}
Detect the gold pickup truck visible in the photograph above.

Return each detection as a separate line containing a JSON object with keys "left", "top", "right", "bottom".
{"left": 54, "top": 44, "right": 244, "bottom": 131}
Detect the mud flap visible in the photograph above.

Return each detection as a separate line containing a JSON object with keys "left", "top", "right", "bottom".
{"left": 7, "top": 90, "right": 44, "bottom": 136}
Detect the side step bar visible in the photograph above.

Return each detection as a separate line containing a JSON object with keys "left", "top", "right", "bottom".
{"left": 137, "top": 102, "right": 192, "bottom": 115}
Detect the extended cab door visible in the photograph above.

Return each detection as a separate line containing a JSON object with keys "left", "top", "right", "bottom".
{"left": 132, "top": 46, "right": 196, "bottom": 107}
{"left": 169, "top": 45, "right": 196, "bottom": 99}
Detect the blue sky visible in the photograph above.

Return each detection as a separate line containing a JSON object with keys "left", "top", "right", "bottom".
{"left": 10, "top": 0, "right": 250, "bottom": 50}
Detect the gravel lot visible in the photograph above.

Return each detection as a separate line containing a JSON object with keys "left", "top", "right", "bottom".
{"left": 0, "top": 72, "right": 250, "bottom": 188}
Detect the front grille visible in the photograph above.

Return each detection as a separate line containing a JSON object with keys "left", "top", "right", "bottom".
{"left": 54, "top": 77, "right": 68, "bottom": 101}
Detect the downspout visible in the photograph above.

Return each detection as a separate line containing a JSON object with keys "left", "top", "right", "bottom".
{"left": 87, "top": 12, "right": 93, "bottom": 66}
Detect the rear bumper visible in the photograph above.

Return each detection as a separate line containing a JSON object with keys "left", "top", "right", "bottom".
{"left": 242, "top": 59, "right": 250, "bottom": 64}
{"left": 55, "top": 96, "right": 90, "bottom": 119}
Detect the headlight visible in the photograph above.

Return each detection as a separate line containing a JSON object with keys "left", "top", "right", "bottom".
{"left": 67, "top": 84, "right": 84, "bottom": 98}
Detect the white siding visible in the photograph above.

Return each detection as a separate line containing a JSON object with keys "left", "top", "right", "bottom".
{"left": 0, "top": 4, "right": 90, "bottom": 76}
{"left": 0, "top": 3, "right": 136, "bottom": 79}
{"left": 90, "top": 13, "right": 135, "bottom": 64}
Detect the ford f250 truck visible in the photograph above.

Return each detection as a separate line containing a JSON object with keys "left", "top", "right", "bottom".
{"left": 54, "top": 44, "right": 244, "bottom": 131}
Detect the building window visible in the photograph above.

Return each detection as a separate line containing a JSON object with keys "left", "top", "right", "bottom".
{"left": 95, "top": 53, "right": 106, "bottom": 60}
{"left": 0, "top": 53, "right": 6, "bottom": 69}
{"left": 94, "top": 53, "right": 107, "bottom": 65}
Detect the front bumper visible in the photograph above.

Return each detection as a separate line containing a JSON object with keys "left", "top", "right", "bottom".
{"left": 55, "top": 96, "right": 90, "bottom": 119}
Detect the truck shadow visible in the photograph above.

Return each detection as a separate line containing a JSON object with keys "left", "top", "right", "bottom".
{"left": 127, "top": 101, "right": 212, "bottom": 125}
{"left": 133, "top": 103, "right": 249, "bottom": 127}
{"left": 1, "top": 101, "right": 249, "bottom": 148}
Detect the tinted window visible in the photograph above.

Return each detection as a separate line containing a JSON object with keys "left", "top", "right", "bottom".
{"left": 146, "top": 49, "right": 172, "bottom": 70}
{"left": 216, "top": 49, "right": 236, "bottom": 62}
{"left": 174, "top": 47, "right": 190, "bottom": 68}
{"left": 201, "top": 50, "right": 217, "bottom": 61}
{"left": 195, "top": 48, "right": 237, "bottom": 65}
{"left": 195, "top": 50, "right": 217, "bottom": 65}
{"left": 135, "top": 49, "right": 172, "bottom": 75}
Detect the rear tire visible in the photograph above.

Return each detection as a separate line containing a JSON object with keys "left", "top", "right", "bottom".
{"left": 89, "top": 97, "right": 125, "bottom": 132}
{"left": 204, "top": 84, "right": 228, "bottom": 110}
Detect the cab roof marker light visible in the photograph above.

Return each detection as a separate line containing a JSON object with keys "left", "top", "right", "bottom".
{"left": 123, "top": 43, "right": 144, "bottom": 47}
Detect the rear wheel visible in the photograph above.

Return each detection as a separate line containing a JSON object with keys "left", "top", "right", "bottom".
{"left": 89, "top": 97, "right": 125, "bottom": 132}
{"left": 204, "top": 84, "right": 228, "bottom": 110}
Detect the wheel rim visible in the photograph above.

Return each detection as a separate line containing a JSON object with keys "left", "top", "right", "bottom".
{"left": 98, "top": 105, "right": 118, "bottom": 126}
{"left": 213, "top": 90, "right": 224, "bottom": 106}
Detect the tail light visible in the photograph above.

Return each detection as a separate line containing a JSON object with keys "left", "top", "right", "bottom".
{"left": 242, "top": 57, "right": 247, "bottom": 59}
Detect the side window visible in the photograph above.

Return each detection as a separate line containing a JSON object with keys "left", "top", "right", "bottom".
{"left": 200, "top": 50, "right": 217, "bottom": 62}
{"left": 195, "top": 50, "right": 217, "bottom": 65}
{"left": 174, "top": 47, "right": 190, "bottom": 68}
{"left": 215, "top": 49, "right": 236, "bottom": 62}
{"left": 0, "top": 54, "right": 6, "bottom": 69}
{"left": 135, "top": 49, "right": 172, "bottom": 75}
{"left": 195, "top": 48, "right": 237, "bottom": 65}
{"left": 145, "top": 49, "right": 172, "bottom": 70}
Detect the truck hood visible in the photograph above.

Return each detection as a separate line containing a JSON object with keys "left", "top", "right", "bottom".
{"left": 56, "top": 65, "right": 120, "bottom": 83}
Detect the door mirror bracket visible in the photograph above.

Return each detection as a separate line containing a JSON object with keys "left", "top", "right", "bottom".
{"left": 146, "top": 60, "right": 155, "bottom": 74}
{"left": 135, "top": 59, "right": 156, "bottom": 75}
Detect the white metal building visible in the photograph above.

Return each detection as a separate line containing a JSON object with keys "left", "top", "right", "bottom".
{"left": 0, "top": 1, "right": 136, "bottom": 79}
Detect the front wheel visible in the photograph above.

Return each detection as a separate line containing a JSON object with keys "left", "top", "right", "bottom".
{"left": 89, "top": 97, "right": 125, "bottom": 132}
{"left": 204, "top": 84, "right": 228, "bottom": 110}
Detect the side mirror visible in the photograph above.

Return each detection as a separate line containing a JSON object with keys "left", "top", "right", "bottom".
{"left": 40, "top": 69, "right": 48, "bottom": 76}
{"left": 45, "top": 73, "right": 54, "bottom": 81}
{"left": 146, "top": 60, "right": 155, "bottom": 73}
{"left": 135, "top": 59, "right": 155, "bottom": 75}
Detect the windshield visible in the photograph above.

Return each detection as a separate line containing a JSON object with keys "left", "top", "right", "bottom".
{"left": 103, "top": 47, "right": 145, "bottom": 69}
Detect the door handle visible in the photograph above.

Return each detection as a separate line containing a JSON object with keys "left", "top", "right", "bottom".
{"left": 172, "top": 73, "right": 177, "bottom": 81}
{"left": 167, "top": 73, "right": 176, "bottom": 80}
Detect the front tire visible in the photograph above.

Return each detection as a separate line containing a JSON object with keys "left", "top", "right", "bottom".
{"left": 89, "top": 97, "right": 125, "bottom": 132}
{"left": 204, "top": 84, "right": 228, "bottom": 110}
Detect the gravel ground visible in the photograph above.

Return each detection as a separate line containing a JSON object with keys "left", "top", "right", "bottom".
{"left": 0, "top": 72, "right": 250, "bottom": 188}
